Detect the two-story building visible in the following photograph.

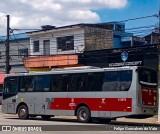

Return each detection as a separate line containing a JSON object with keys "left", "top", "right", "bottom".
{"left": 24, "top": 23, "right": 113, "bottom": 71}
{"left": 23, "top": 22, "right": 147, "bottom": 71}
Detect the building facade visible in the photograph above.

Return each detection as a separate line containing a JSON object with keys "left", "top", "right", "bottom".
{"left": 0, "top": 33, "right": 30, "bottom": 73}
{"left": 28, "top": 24, "right": 113, "bottom": 56}
{"left": 24, "top": 22, "right": 148, "bottom": 71}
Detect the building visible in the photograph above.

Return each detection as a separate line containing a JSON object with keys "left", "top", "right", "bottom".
{"left": 24, "top": 23, "right": 113, "bottom": 71}
{"left": 24, "top": 22, "right": 148, "bottom": 71}
{"left": 28, "top": 23, "right": 113, "bottom": 55}
{"left": 0, "top": 33, "right": 30, "bottom": 73}
{"left": 144, "top": 32, "right": 160, "bottom": 45}
{"left": 112, "top": 22, "right": 145, "bottom": 48}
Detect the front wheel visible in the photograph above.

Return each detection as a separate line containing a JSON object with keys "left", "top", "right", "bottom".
{"left": 76, "top": 106, "right": 91, "bottom": 123}
{"left": 18, "top": 105, "right": 29, "bottom": 119}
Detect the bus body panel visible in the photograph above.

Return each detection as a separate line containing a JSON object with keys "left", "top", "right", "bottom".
{"left": 2, "top": 66, "right": 158, "bottom": 120}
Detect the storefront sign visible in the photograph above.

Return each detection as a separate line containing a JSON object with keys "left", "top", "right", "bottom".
{"left": 109, "top": 61, "right": 142, "bottom": 67}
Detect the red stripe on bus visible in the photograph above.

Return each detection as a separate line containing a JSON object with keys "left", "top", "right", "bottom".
{"left": 50, "top": 98, "right": 132, "bottom": 112}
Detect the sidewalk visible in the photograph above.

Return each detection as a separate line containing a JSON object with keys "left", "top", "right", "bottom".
{"left": 116, "top": 115, "right": 160, "bottom": 125}
{"left": 54, "top": 115, "right": 160, "bottom": 125}
{"left": 0, "top": 112, "right": 160, "bottom": 125}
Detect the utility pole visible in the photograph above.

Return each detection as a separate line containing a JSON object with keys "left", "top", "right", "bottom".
{"left": 5, "top": 15, "right": 10, "bottom": 74}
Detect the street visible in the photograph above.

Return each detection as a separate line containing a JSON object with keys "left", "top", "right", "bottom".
{"left": 0, "top": 106, "right": 160, "bottom": 134}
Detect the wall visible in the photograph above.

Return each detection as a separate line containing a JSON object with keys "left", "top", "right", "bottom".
{"left": 29, "top": 27, "right": 85, "bottom": 56}
{"left": 84, "top": 26, "right": 113, "bottom": 50}
{"left": 0, "top": 38, "right": 30, "bottom": 73}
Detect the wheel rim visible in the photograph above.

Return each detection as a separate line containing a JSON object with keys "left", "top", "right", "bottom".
{"left": 79, "top": 109, "right": 87, "bottom": 121}
{"left": 20, "top": 108, "right": 26, "bottom": 118}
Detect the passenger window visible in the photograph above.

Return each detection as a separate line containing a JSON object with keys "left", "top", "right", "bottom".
{"left": 60, "top": 75, "right": 70, "bottom": 91}
{"left": 88, "top": 73, "right": 103, "bottom": 91}
{"left": 34, "top": 75, "right": 51, "bottom": 92}
{"left": 51, "top": 75, "right": 61, "bottom": 92}
{"left": 70, "top": 73, "right": 87, "bottom": 91}
{"left": 102, "top": 70, "right": 132, "bottom": 91}
{"left": 20, "top": 76, "right": 34, "bottom": 92}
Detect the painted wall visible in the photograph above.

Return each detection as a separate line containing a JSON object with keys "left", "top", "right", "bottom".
{"left": 29, "top": 27, "right": 85, "bottom": 56}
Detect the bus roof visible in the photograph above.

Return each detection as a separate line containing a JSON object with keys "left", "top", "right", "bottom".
{"left": 4, "top": 66, "right": 138, "bottom": 77}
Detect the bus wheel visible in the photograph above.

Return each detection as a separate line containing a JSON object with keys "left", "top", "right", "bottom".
{"left": 18, "top": 105, "right": 29, "bottom": 119}
{"left": 41, "top": 115, "right": 51, "bottom": 120}
{"left": 76, "top": 106, "right": 91, "bottom": 123}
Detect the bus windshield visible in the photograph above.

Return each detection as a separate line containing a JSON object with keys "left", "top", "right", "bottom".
{"left": 138, "top": 67, "right": 157, "bottom": 86}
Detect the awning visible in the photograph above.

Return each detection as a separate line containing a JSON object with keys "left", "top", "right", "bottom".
{"left": 0, "top": 74, "right": 5, "bottom": 84}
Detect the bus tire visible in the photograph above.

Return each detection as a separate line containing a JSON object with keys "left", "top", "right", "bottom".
{"left": 41, "top": 115, "right": 52, "bottom": 120}
{"left": 18, "top": 105, "right": 29, "bottom": 119}
{"left": 76, "top": 106, "right": 91, "bottom": 123}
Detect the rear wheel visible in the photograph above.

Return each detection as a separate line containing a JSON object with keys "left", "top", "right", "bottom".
{"left": 41, "top": 115, "right": 52, "bottom": 120}
{"left": 76, "top": 106, "right": 91, "bottom": 123}
{"left": 18, "top": 105, "right": 29, "bottom": 119}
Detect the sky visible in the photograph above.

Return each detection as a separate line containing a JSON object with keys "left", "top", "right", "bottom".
{"left": 0, "top": 0, "right": 159, "bottom": 36}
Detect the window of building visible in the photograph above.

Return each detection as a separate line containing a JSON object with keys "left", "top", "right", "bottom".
{"left": 33, "top": 41, "right": 39, "bottom": 52}
{"left": 57, "top": 36, "right": 74, "bottom": 51}
{"left": 18, "top": 48, "right": 28, "bottom": 57}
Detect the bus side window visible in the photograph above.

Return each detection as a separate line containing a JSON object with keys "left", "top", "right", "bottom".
{"left": 20, "top": 76, "right": 34, "bottom": 92}
{"left": 51, "top": 76, "right": 60, "bottom": 92}
{"left": 102, "top": 71, "right": 120, "bottom": 91}
{"left": 88, "top": 73, "right": 103, "bottom": 91}
{"left": 102, "top": 71, "right": 132, "bottom": 91}
{"left": 34, "top": 75, "right": 51, "bottom": 92}
{"left": 120, "top": 70, "right": 132, "bottom": 91}
{"left": 60, "top": 75, "right": 70, "bottom": 91}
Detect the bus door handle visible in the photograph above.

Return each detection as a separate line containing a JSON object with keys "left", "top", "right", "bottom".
{"left": 30, "top": 97, "right": 36, "bottom": 100}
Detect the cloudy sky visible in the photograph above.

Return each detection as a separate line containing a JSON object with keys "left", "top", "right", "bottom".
{"left": 0, "top": 0, "right": 159, "bottom": 36}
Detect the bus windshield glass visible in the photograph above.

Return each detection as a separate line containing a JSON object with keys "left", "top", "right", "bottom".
{"left": 138, "top": 67, "right": 157, "bottom": 86}
{"left": 4, "top": 77, "right": 18, "bottom": 95}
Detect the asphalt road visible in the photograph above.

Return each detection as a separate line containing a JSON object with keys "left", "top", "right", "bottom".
{"left": 0, "top": 106, "right": 160, "bottom": 134}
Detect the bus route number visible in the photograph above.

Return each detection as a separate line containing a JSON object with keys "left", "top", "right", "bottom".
{"left": 118, "top": 98, "right": 126, "bottom": 101}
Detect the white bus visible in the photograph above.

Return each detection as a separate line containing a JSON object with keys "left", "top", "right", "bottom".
{"left": 2, "top": 66, "right": 158, "bottom": 123}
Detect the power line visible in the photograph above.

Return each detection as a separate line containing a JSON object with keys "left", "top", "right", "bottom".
{"left": 118, "top": 14, "right": 158, "bottom": 22}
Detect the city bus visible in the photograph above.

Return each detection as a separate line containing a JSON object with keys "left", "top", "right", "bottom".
{"left": 2, "top": 66, "right": 158, "bottom": 123}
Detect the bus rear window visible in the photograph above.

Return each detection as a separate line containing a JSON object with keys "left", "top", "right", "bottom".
{"left": 138, "top": 68, "right": 157, "bottom": 85}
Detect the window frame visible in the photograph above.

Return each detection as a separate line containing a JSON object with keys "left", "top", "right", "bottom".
{"left": 57, "top": 36, "right": 74, "bottom": 51}
{"left": 18, "top": 48, "right": 28, "bottom": 57}
{"left": 33, "top": 40, "right": 40, "bottom": 52}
